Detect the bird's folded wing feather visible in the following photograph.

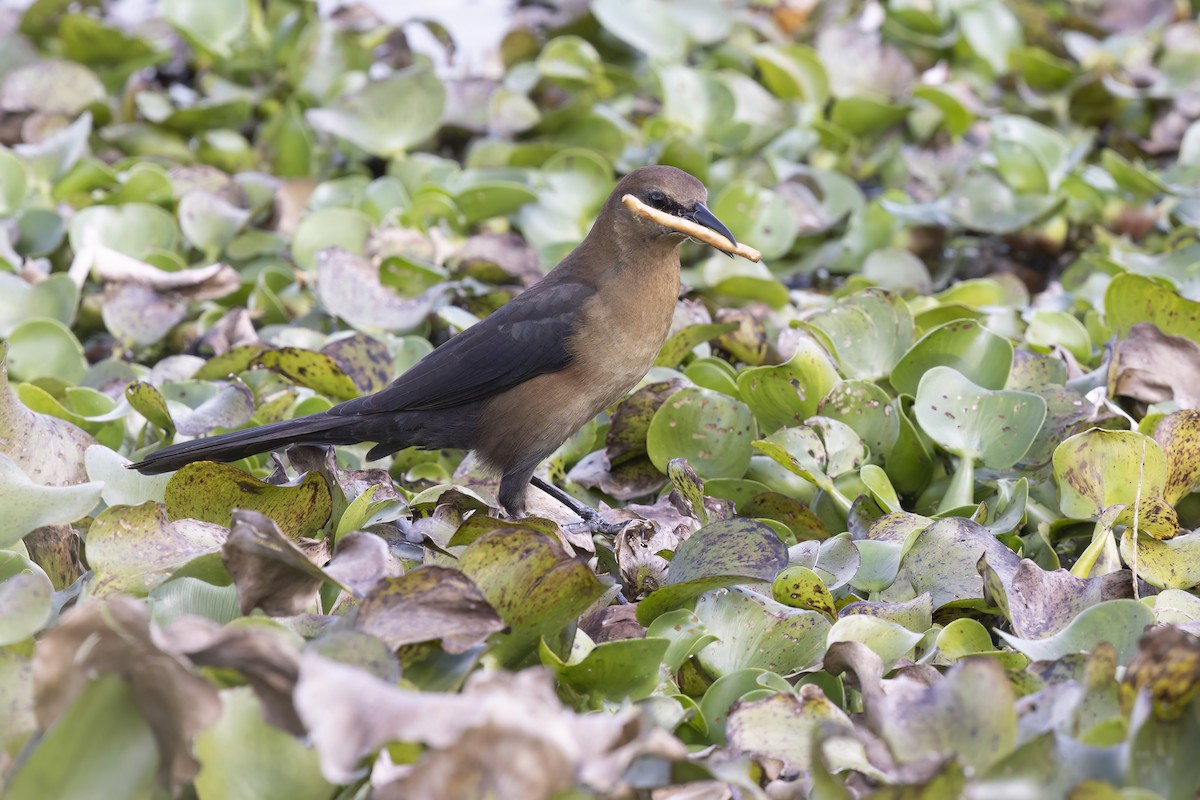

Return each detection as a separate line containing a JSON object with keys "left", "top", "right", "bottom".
{"left": 334, "top": 278, "right": 595, "bottom": 414}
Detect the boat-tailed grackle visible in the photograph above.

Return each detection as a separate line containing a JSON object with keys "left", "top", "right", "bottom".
{"left": 131, "top": 166, "right": 755, "bottom": 522}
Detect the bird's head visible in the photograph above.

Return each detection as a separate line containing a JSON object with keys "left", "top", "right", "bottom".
{"left": 609, "top": 166, "right": 738, "bottom": 255}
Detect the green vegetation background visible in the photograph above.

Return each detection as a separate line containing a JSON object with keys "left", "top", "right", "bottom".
{"left": 2, "top": 0, "right": 1200, "bottom": 797}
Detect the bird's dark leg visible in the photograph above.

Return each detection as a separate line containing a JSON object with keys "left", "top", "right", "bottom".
{"left": 529, "top": 476, "right": 626, "bottom": 536}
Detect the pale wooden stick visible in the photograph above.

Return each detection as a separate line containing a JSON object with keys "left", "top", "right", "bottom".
{"left": 622, "top": 194, "right": 762, "bottom": 262}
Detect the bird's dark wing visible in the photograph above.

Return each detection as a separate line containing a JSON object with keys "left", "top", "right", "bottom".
{"left": 335, "top": 277, "right": 595, "bottom": 415}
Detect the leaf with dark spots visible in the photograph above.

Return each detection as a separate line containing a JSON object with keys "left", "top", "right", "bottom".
{"left": 165, "top": 461, "right": 332, "bottom": 539}
{"left": 1053, "top": 428, "right": 1167, "bottom": 520}
{"left": 1120, "top": 625, "right": 1200, "bottom": 721}
{"left": 191, "top": 345, "right": 264, "bottom": 381}
{"left": 614, "top": 518, "right": 688, "bottom": 599}
{"left": 981, "top": 556, "right": 1133, "bottom": 640}
{"left": 739, "top": 492, "right": 830, "bottom": 541}
{"left": 321, "top": 332, "right": 394, "bottom": 395}
{"left": 885, "top": 516, "right": 1021, "bottom": 610}
{"left": 839, "top": 594, "right": 934, "bottom": 634}
{"left": 567, "top": 451, "right": 667, "bottom": 502}
{"left": 354, "top": 566, "right": 504, "bottom": 653}
{"left": 1154, "top": 410, "right": 1200, "bottom": 504}
{"left": 254, "top": 347, "right": 360, "bottom": 401}
{"left": 86, "top": 501, "right": 226, "bottom": 596}
{"left": 604, "top": 379, "right": 686, "bottom": 467}
{"left": 736, "top": 339, "right": 840, "bottom": 435}
{"left": 693, "top": 586, "right": 830, "bottom": 675}
{"left": 667, "top": 457, "right": 707, "bottom": 525}
{"left": 457, "top": 527, "right": 606, "bottom": 666}
{"left": 636, "top": 518, "right": 788, "bottom": 625}
{"left": 1106, "top": 274, "right": 1200, "bottom": 340}
{"left": 0, "top": 341, "right": 95, "bottom": 487}
{"left": 726, "top": 687, "right": 862, "bottom": 778}
{"left": 446, "top": 513, "right": 561, "bottom": 548}
{"left": 125, "top": 381, "right": 175, "bottom": 434}
{"left": 221, "top": 509, "right": 332, "bottom": 616}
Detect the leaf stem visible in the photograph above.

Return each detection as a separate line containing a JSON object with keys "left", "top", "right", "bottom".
{"left": 936, "top": 457, "right": 975, "bottom": 514}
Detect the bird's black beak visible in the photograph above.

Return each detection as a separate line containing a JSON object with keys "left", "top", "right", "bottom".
{"left": 684, "top": 203, "right": 737, "bottom": 257}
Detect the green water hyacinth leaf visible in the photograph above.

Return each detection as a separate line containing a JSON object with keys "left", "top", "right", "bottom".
{"left": 254, "top": 348, "right": 360, "bottom": 401}
{"left": 85, "top": 446, "right": 172, "bottom": 508}
{"left": 0, "top": 551, "right": 53, "bottom": 645}
{"left": 751, "top": 43, "right": 829, "bottom": 106}
{"left": 539, "top": 635, "right": 670, "bottom": 705}
{"left": 0, "top": 147, "right": 28, "bottom": 215}
{"left": 654, "top": 322, "right": 738, "bottom": 368}
{"left": 771, "top": 565, "right": 835, "bottom": 619}
{"left": 914, "top": 366, "right": 1045, "bottom": 511}
{"left": 4, "top": 674, "right": 158, "bottom": 800}
{"left": 1154, "top": 411, "right": 1200, "bottom": 504}
{"left": 195, "top": 688, "right": 334, "bottom": 800}
{"left": 1105, "top": 273, "right": 1200, "bottom": 340}
{"left": 646, "top": 387, "right": 756, "bottom": 479}
{"left": 830, "top": 96, "right": 909, "bottom": 138}
{"left": 693, "top": 587, "right": 831, "bottom": 676}
{"left": 636, "top": 518, "right": 787, "bottom": 625}
{"left": 644, "top": 608, "right": 719, "bottom": 672}
{"left": 797, "top": 289, "right": 914, "bottom": 382}
{"left": 536, "top": 35, "right": 604, "bottom": 85}
{"left": 163, "top": 0, "right": 248, "bottom": 57}
{"left": 164, "top": 462, "right": 332, "bottom": 539}
{"left": 14, "top": 383, "right": 123, "bottom": 450}
{"left": 826, "top": 615, "right": 924, "bottom": 668}
{"left": 726, "top": 688, "right": 870, "bottom": 777}
{"left": 839, "top": 594, "right": 933, "bottom": 635}
{"left": 752, "top": 424, "right": 856, "bottom": 514}
{"left": 306, "top": 65, "right": 446, "bottom": 158}
{"left": 996, "top": 599, "right": 1154, "bottom": 664}
{"left": 1053, "top": 428, "right": 1168, "bottom": 520}
{"left": 86, "top": 501, "right": 226, "bottom": 596}
{"left": 177, "top": 190, "right": 250, "bottom": 256}
{"left": 990, "top": 115, "right": 1080, "bottom": 194}
{"left": 6, "top": 318, "right": 87, "bottom": 384}
{"left": 68, "top": 202, "right": 179, "bottom": 259}
{"left": 454, "top": 181, "right": 538, "bottom": 225}
{"left": 1024, "top": 310, "right": 1092, "bottom": 363}
{"left": 947, "top": 173, "right": 1061, "bottom": 234}
{"left": 14, "top": 112, "right": 92, "bottom": 182}
{"left": 0, "top": 273, "right": 78, "bottom": 336}
{"left": 888, "top": 516, "right": 1021, "bottom": 610}
{"left": 737, "top": 338, "right": 839, "bottom": 434}
{"left": 458, "top": 526, "right": 605, "bottom": 666}
{"left": 291, "top": 208, "right": 372, "bottom": 270}
{"left": 913, "top": 86, "right": 973, "bottom": 138}
{"left": 0, "top": 454, "right": 102, "bottom": 547}
{"left": 892, "top": 319, "right": 1014, "bottom": 396}
{"left": 125, "top": 381, "right": 175, "bottom": 433}
{"left": 1119, "top": 531, "right": 1200, "bottom": 590}
{"left": 591, "top": 0, "right": 688, "bottom": 62}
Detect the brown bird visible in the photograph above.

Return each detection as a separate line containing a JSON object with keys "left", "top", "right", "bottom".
{"left": 132, "top": 166, "right": 743, "bottom": 522}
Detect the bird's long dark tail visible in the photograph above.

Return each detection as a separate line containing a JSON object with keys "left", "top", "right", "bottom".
{"left": 129, "top": 412, "right": 360, "bottom": 475}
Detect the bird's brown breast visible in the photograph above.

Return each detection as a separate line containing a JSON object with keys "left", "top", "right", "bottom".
{"left": 475, "top": 251, "right": 681, "bottom": 473}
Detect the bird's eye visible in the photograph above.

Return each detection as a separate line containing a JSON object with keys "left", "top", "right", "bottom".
{"left": 647, "top": 190, "right": 666, "bottom": 207}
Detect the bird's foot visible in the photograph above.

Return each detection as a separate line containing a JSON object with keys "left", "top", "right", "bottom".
{"left": 530, "top": 475, "right": 626, "bottom": 536}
